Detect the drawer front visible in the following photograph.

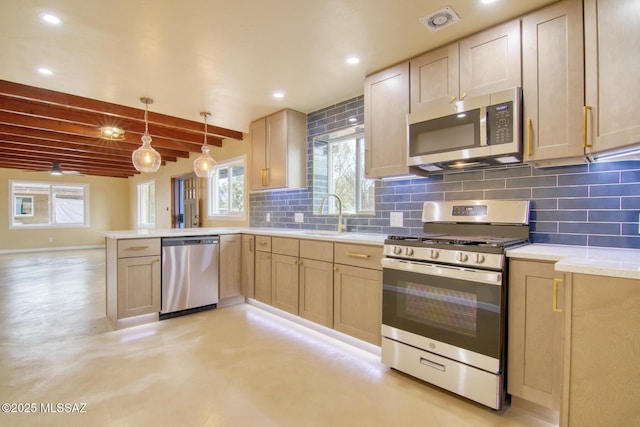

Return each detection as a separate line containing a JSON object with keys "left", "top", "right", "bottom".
{"left": 300, "top": 239, "right": 333, "bottom": 262}
{"left": 334, "top": 243, "right": 382, "bottom": 270}
{"left": 118, "top": 238, "right": 161, "bottom": 258}
{"left": 255, "top": 235, "right": 272, "bottom": 252}
{"left": 272, "top": 237, "right": 299, "bottom": 257}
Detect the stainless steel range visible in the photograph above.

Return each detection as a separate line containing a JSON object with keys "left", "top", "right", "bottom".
{"left": 381, "top": 199, "right": 530, "bottom": 410}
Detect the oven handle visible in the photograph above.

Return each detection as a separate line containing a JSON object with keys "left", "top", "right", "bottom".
{"left": 382, "top": 258, "right": 502, "bottom": 286}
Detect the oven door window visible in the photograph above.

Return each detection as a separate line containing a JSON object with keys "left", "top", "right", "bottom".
{"left": 382, "top": 266, "right": 502, "bottom": 359}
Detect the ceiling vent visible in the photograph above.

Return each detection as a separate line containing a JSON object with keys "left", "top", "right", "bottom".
{"left": 420, "top": 6, "right": 461, "bottom": 32}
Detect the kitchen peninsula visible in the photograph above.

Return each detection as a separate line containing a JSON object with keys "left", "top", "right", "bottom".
{"left": 102, "top": 228, "right": 386, "bottom": 346}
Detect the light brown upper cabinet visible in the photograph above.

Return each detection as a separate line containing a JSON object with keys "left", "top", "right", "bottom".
{"left": 249, "top": 108, "right": 307, "bottom": 191}
{"left": 364, "top": 62, "right": 411, "bottom": 179}
{"left": 522, "top": 0, "right": 585, "bottom": 166}
{"left": 410, "top": 19, "right": 521, "bottom": 115}
{"left": 584, "top": 0, "right": 640, "bottom": 156}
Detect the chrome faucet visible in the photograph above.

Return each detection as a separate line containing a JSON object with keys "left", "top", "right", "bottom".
{"left": 318, "top": 193, "right": 346, "bottom": 232}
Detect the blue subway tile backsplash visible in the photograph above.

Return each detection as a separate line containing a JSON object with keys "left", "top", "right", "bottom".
{"left": 250, "top": 95, "right": 640, "bottom": 249}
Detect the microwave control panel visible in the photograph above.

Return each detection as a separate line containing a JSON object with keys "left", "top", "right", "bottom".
{"left": 487, "top": 101, "right": 513, "bottom": 145}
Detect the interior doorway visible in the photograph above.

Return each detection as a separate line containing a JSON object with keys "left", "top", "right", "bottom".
{"left": 171, "top": 173, "right": 200, "bottom": 228}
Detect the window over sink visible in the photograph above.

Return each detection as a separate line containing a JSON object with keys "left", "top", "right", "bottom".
{"left": 313, "top": 125, "right": 375, "bottom": 214}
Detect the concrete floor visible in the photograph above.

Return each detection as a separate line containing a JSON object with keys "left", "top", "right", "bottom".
{"left": 0, "top": 249, "right": 555, "bottom": 427}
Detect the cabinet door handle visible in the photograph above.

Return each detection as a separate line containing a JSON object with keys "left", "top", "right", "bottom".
{"left": 333, "top": 266, "right": 339, "bottom": 272}
{"left": 449, "top": 95, "right": 457, "bottom": 103}
{"left": 526, "top": 118, "right": 532, "bottom": 157}
{"left": 129, "top": 245, "right": 150, "bottom": 250}
{"left": 583, "top": 106, "right": 593, "bottom": 148}
{"left": 345, "top": 252, "right": 370, "bottom": 259}
{"left": 261, "top": 168, "right": 270, "bottom": 186}
{"left": 553, "top": 279, "right": 563, "bottom": 313}
{"left": 249, "top": 238, "right": 254, "bottom": 252}
{"left": 460, "top": 92, "right": 466, "bottom": 100}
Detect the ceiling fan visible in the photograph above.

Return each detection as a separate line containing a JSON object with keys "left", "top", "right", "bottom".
{"left": 49, "top": 162, "right": 84, "bottom": 176}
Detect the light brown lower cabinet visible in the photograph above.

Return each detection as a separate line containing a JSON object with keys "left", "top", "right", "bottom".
{"left": 561, "top": 273, "right": 640, "bottom": 427}
{"left": 333, "top": 264, "right": 382, "bottom": 346}
{"left": 241, "top": 234, "right": 255, "bottom": 298}
{"left": 219, "top": 234, "right": 242, "bottom": 299}
{"left": 299, "top": 258, "right": 334, "bottom": 328}
{"left": 333, "top": 243, "right": 383, "bottom": 346}
{"left": 508, "top": 259, "right": 565, "bottom": 423}
{"left": 106, "top": 237, "right": 162, "bottom": 329}
{"left": 271, "top": 253, "right": 299, "bottom": 315}
{"left": 254, "top": 250, "right": 272, "bottom": 304}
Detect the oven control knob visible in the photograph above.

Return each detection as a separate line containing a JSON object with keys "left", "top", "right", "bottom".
{"left": 456, "top": 252, "right": 469, "bottom": 262}
{"left": 393, "top": 246, "right": 402, "bottom": 255}
{"left": 429, "top": 249, "right": 439, "bottom": 259}
{"left": 474, "top": 253, "right": 485, "bottom": 264}
{"left": 405, "top": 247, "right": 414, "bottom": 256}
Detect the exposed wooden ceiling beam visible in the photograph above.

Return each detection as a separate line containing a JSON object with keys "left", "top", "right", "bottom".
{"left": 0, "top": 80, "right": 243, "bottom": 140}
{"left": 0, "top": 79, "right": 243, "bottom": 178}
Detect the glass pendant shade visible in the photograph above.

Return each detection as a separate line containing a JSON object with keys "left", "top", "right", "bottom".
{"left": 132, "top": 97, "right": 161, "bottom": 173}
{"left": 132, "top": 133, "right": 162, "bottom": 173}
{"left": 194, "top": 111, "right": 217, "bottom": 177}
{"left": 194, "top": 145, "right": 217, "bottom": 178}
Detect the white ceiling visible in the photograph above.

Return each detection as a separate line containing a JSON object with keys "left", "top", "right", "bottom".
{"left": 0, "top": 0, "right": 557, "bottom": 134}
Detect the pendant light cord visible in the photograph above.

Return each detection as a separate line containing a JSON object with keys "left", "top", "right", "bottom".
{"left": 203, "top": 113, "right": 209, "bottom": 147}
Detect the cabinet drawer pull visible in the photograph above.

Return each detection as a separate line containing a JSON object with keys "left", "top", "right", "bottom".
{"left": 583, "top": 106, "right": 592, "bottom": 148}
{"left": 128, "top": 245, "right": 150, "bottom": 250}
{"left": 345, "top": 252, "right": 370, "bottom": 259}
{"left": 420, "top": 357, "right": 445, "bottom": 372}
{"left": 258, "top": 241, "right": 268, "bottom": 246}
{"left": 553, "top": 279, "right": 563, "bottom": 313}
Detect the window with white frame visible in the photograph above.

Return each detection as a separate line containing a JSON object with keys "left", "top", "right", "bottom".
{"left": 313, "top": 126, "right": 375, "bottom": 214}
{"left": 208, "top": 156, "right": 246, "bottom": 220}
{"left": 10, "top": 181, "right": 89, "bottom": 228}
{"left": 137, "top": 180, "right": 156, "bottom": 228}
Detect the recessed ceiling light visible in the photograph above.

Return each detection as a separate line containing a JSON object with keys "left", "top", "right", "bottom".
{"left": 346, "top": 56, "right": 360, "bottom": 65}
{"left": 37, "top": 67, "right": 53, "bottom": 76}
{"left": 272, "top": 91, "right": 285, "bottom": 99}
{"left": 40, "top": 13, "right": 61, "bottom": 25}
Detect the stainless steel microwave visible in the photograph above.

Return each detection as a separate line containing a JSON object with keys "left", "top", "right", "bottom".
{"left": 408, "top": 87, "right": 522, "bottom": 172}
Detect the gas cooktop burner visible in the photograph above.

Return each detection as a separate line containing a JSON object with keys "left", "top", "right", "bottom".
{"left": 386, "top": 234, "right": 526, "bottom": 249}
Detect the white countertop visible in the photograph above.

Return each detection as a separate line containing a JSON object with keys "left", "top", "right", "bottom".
{"left": 100, "top": 227, "right": 386, "bottom": 246}
{"left": 507, "top": 243, "right": 640, "bottom": 280}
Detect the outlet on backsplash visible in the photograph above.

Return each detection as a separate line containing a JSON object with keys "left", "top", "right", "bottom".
{"left": 294, "top": 213, "right": 304, "bottom": 223}
{"left": 390, "top": 212, "right": 403, "bottom": 228}
{"left": 266, "top": 213, "right": 270, "bottom": 222}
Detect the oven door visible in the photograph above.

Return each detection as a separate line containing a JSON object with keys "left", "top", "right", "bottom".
{"left": 382, "top": 257, "right": 505, "bottom": 370}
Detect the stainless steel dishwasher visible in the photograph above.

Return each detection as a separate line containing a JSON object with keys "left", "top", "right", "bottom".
{"left": 160, "top": 236, "right": 219, "bottom": 319}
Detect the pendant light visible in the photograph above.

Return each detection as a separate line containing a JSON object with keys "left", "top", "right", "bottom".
{"left": 193, "top": 111, "right": 217, "bottom": 178}
{"left": 132, "top": 97, "right": 161, "bottom": 173}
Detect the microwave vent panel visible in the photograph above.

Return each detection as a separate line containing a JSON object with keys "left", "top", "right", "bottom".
{"left": 420, "top": 6, "right": 461, "bottom": 32}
